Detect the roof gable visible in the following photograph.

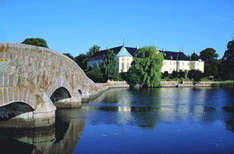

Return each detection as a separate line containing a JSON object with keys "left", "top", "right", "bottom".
{"left": 159, "top": 50, "right": 190, "bottom": 61}
{"left": 116, "top": 47, "right": 133, "bottom": 57}
{"left": 88, "top": 46, "right": 137, "bottom": 61}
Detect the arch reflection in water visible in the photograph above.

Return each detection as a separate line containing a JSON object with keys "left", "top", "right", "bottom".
{"left": 0, "top": 102, "right": 34, "bottom": 121}
{"left": 0, "top": 109, "right": 85, "bottom": 154}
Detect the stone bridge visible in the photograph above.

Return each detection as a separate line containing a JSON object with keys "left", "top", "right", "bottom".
{"left": 0, "top": 43, "right": 100, "bottom": 128}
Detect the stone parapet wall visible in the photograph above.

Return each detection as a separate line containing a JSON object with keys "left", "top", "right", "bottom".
{"left": 161, "top": 81, "right": 230, "bottom": 87}
{"left": 161, "top": 81, "right": 178, "bottom": 87}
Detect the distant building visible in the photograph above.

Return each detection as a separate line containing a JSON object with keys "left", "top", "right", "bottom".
{"left": 160, "top": 50, "right": 204, "bottom": 73}
{"left": 87, "top": 46, "right": 136, "bottom": 72}
{"left": 87, "top": 45, "right": 204, "bottom": 73}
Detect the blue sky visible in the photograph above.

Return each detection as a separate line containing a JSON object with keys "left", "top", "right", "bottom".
{"left": 0, "top": 0, "right": 234, "bottom": 57}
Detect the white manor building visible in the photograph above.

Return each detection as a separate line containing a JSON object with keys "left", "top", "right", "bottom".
{"left": 87, "top": 45, "right": 204, "bottom": 73}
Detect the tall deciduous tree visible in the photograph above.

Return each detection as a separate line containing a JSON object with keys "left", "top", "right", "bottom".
{"left": 87, "top": 45, "right": 101, "bottom": 57}
{"left": 101, "top": 50, "right": 118, "bottom": 80}
{"left": 200, "top": 48, "right": 219, "bottom": 77}
{"left": 21, "top": 38, "right": 49, "bottom": 48}
{"left": 222, "top": 39, "right": 234, "bottom": 80}
{"left": 86, "top": 64, "right": 105, "bottom": 82}
{"left": 127, "top": 46, "right": 163, "bottom": 88}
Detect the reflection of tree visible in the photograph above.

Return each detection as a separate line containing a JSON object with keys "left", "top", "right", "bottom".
{"left": 0, "top": 138, "right": 33, "bottom": 154}
{"left": 131, "top": 88, "right": 161, "bottom": 128}
{"left": 86, "top": 88, "right": 162, "bottom": 129}
{"left": 0, "top": 109, "right": 85, "bottom": 154}
{"left": 225, "top": 113, "right": 234, "bottom": 133}
{"left": 223, "top": 106, "right": 234, "bottom": 133}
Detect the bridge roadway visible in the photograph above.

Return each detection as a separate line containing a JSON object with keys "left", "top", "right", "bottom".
{"left": 0, "top": 43, "right": 101, "bottom": 128}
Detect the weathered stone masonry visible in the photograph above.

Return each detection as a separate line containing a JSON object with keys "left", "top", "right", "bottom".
{"left": 0, "top": 43, "right": 100, "bottom": 128}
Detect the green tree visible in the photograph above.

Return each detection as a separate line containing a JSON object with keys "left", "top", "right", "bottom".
{"left": 171, "top": 71, "right": 178, "bottom": 79}
{"left": 178, "top": 70, "right": 185, "bottom": 79}
{"left": 86, "top": 64, "right": 105, "bottom": 82}
{"left": 184, "top": 70, "right": 188, "bottom": 79}
{"left": 162, "top": 71, "right": 169, "bottom": 79}
{"left": 188, "top": 70, "right": 203, "bottom": 83}
{"left": 74, "top": 54, "right": 89, "bottom": 70}
{"left": 193, "top": 70, "right": 203, "bottom": 83}
{"left": 188, "top": 70, "right": 195, "bottom": 79}
{"left": 200, "top": 48, "right": 219, "bottom": 77}
{"left": 191, "top": 52, "right": 199, "bottom": 60}
{"left": 126, "top": 46, "right": 163, "bottom": 88}
{"left": 125, "top": 67, "right": 141, "bottom": 87}
{"left": 221, "top": 39, "right": 234, "bottom": 80}
{"left": 101, "top": 50, "right": 118, "bottom": 80}
{"left": 21, "top": 38, "right": 49, "bottom": 48}
{"left": 63, "top": 53, "right": 74, "bottom": 60}
{"left": 87, "top": 45, "right": 101, "bottom": 57}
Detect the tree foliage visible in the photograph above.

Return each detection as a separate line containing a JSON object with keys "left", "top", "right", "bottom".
{"left": 87, "top": 45, "right": 101, "bottom": 57}
{"left": 73, "top": 45, "right": 101, "bottom": 71}
{"left": 188, "top": 70, "right": 203, "bottom": 83}
{"left": 74, "top": 54, "right": 89, "bottom": 70}
{"left": 191, "top": 52, "right": 199, "bottom": 60}
{"left": 171, "top": 71, "right": 178, "bottom": 79}
{"left": 21, "top": 38, "right": 49, "bottom": 48}
{"left": 162, "top": 71, "right": 169, "bottom": 79}
{"left": 200, "top": 48, "right": 219, "bottom": 77}
{"left": 126, "top": 46, "right": 163, "bottom": 88}
{"left": 125, "top": 67, "right": 141, "bottom": 87}
{"left": 100, "top": 50, "right": 118, "bottom": 80}
{"left": 63, "top": 53, "right": 74, "bottom": 60}
{"left": 221, "top": 39, "right": 234, "bottom": 80}
{"left": 86, "top": 64, "right": 105, "bottom": 82}
{"left": 178, "top": 70, "right": 185, "bottom": 79}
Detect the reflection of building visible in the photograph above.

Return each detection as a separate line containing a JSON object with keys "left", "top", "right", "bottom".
{"left": 87, "top": 45, "right": 204, "bottom": 73}
{"left": 156, "top": 88, "right": 218, "bottom": 123}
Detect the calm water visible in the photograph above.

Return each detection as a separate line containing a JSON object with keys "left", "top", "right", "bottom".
{"left": 0, "top": 88, "right": 234, "bottom": 154}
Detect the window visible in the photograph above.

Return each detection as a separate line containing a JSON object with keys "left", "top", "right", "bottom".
{"left": 127, "top": 63, "right": 129, "bottom": 69}
{"left": 122, "top": 62, "right": 125, "bottom": 71}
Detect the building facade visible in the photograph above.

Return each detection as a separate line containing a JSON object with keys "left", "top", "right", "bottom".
{"left": 87, "top": 46, "right": 204, "bottom": 73}
{"left": 160, "top": 51, "right": 204, "bottom": 73}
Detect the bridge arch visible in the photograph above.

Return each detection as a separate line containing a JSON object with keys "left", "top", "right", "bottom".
{"left": 50, "top": 87, "right": 71, "bottom": 103}
{"left": 0, "top": 43, "right": 99, "bottom": 127}
{"left": 47, "top": 79, "right": 73, "bottom": 99}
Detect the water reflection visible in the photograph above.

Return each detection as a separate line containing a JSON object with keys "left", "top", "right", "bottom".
{"left": 83, "top": 88, "right": 234, "bottom": 130}
{"left": 0, "top": 109, "right": 85, "bottom": 154}
{"left": 0, "top": 88, "right": 233, "bottom": 154}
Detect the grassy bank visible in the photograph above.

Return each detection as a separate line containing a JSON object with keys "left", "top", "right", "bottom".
{"left": 211, "top": 81, "right": 234, "bottom": 87}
